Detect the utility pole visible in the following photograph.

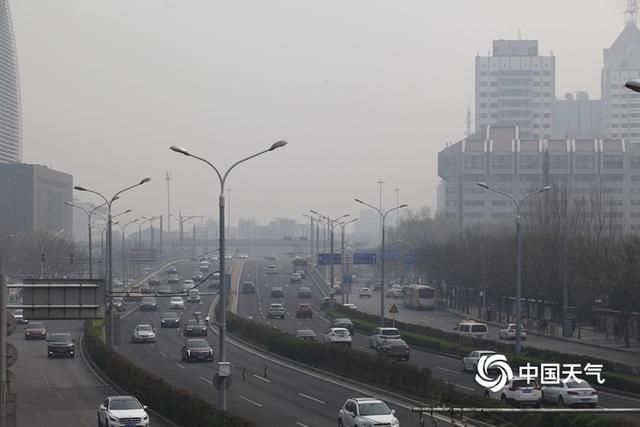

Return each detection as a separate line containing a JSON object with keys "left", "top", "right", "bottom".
{"left": 165, "top": 172, "right": 172, "bottom": 240}
{"left": 227, "top": 188, "right": 231, "bottom": 238}
{"left": 159, "top": 215, "right": 163, "bottom": 260}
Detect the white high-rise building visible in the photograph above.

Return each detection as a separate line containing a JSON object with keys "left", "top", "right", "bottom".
{"left": 475, "top": 39, "right": 555, "bottom": 140}
{"left": 0, "top": 0, "right": 21, "bottom": 164}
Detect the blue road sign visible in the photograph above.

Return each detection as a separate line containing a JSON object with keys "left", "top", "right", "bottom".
{"left": 318, "top": 253, "right": 342, "bottom": 265}
{"left": 353, "top": 253, "right": 377, "bottom": 265}
{"left": 404, "top": 254, "right": 416, "bottom": 265}
{"left": 383, "top": 249, "right": 401, "bottom": 261}
{"left": 225, "top": 273, "right": 231, "bottom": 289}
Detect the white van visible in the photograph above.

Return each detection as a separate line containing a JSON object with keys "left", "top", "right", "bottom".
{"left": 454, "top": 320, "right": 489, "bottom": 339}
{"left": 266, "top": 264, "right": 277, "bottom": 275}
{"left": 199, "top": 261, "right": 210, "bottom": 273}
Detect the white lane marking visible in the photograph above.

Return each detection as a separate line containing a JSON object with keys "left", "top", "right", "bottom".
{"left": 159, "top": 351, "right": 167, "bottom": 358}
{"left": 252, "top": 374, "right": 271, "bottom": 383}
{"left": 451, "top": 383, "right": 475, "bottom": 391}
{"left": 239, "top": 395, "right": 263, "bottom": 407}
{"left": 54, "top": 390, "right": 64, "bottom": 399}
{"left": 149, "top": 343, "right": 155, "bottom": 347}
{"left": 176, "top": 363, "right": 186, "bottom": 370}
{"left": 80, "top": 419, "right": 92, "bottom": 427}
{"left": 296, "top": 423, "right": 309, "bottom": 427}
{"left": 200, "top": 376, "right": 213, "bottom": 385}
{"left": 43, "top": 375, "right": 50, "bottom": 387}
{"left": 298, "top": 392, "right": 325, "bottom": 404}
{"left": 436, "top": 367, "right": 461, "bottom": 375}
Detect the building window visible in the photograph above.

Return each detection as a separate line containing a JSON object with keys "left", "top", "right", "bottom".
{"left": 519, "top": 155, "right": 539, "bottom": 169}
{"left": 445, "top": 187, "right": 457, "bottom": 194}
{"left": 492, "top": 200, "right": 512, "bottom": 206}
{"left": 574, "top": 174, "right": 595, "bottom": 182}
{"left": 446, "top": 200, "right": 458, "bottom": 207}
{"left": 492, "top": 155, "right": 512, "bottom": 170}
{"left": 445, "top": 212, "right": 457, "bottom": 219}
{"left": 463, "top": 212, "right": 485, "bottom": 219}
{"left": 575, "top": 155, "right": 595, "bottom": 169}
{"left": 492, "top": 212, "right": 512, "bottom": 219}
{"left": 630, "top": 157, "right": 640, "bottom": 169}
{"left": 445, "top": 157, "right": 458, "bottom": 170}
{"left": 549, "top": 155, "right": 567, "bottom": 169}
{"left": 464, "top": 200, "right": 484, "bottom": 206}
{"left": 602, "top": 174, "right": 623, "bottom": 182}
{"left": 464, "top": 156, "right": 485, "bottom": 169}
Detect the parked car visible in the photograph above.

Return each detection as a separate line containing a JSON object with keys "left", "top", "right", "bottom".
{"left": 47, "top": 332, "right": 75, "bottom": 358}
{"left": 132, "top": 324, "right": 156, "bottom": 343}
{"left": 169, "top": 296, "right": 185, "bottom": 310}
{"left": 97, "top": 395, "right": 149, "bottom": 427}
{"left": 377, "top": 338, "right": 410, "bottom": 361}
{"left": 12, "top": 309, "right": 26, "bottom": 324}
{"left": 270, "top": 286, "right": 284, "bottom": 298}
{"left": 111, "top": 297, "right": 126, "bottom": 312}
{"left": 139, "top": 297, "right": 158, "bottom": 311}
{"left": 484, "top": 377, "right": 542, "bottom": 407}
{"left": 267, "top": 303, "right": 286, "bottom": 319}
{"left": 338, "top": 398, "right": 399, "bottom": 427}
{"left": 358, "top": 287, "right": 372, "bottom": 298}
{"left": 454, "top": 320, "right": 489, "bottom": 339}
{"left": 322, "top": 327, "right": 352, "bottom": 346}
{"left": 541, "top": 380, "right": 598, "bottom": 407}
{"left": 24, "top": 321, "right": 47, "bottom": 340}
{"left": 295, "top": 329, "right": 318, "bottom": 342}
{"left": 181, "top": 338, "right": 214, "bottom": 362}
{"left": 160, "top": 312, "right": 180, "bottom": 328}
{"left": 332, "top": 318, "right": 354, "bottom": 335}
{"left": 187, "top": 289, "right": 201, "bottom": 303}
{"left": 499, "top": 323, "right": 527, "bottom": 340}
{"left": 184, "top": 319, "right": 208, "bottom": 336}
{"left": 290, "top": 272, "right": 302, "bottom": 284}
{"left": 295, "top": 303, "right": 313, "bottom": 318}
{"left": 297, "top": 286, "right": 312, "bottom": 298}
{"left": 461, "top": 350, "right": 497, "bottom": 372}
{"left": 242, "top": 282, "right": 256, "bottom": 294}
{"left": 369, "top": 327, "right": 401, "bottom": 349}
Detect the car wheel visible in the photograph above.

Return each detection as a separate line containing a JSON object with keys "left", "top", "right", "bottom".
{"left": 461, "top": 361, "right": 466, "bottom": 372}
{"left": 98, "top": 414, "right": 102, "bottom": 427}
{"left": 558, "top": 396, "right": 565, "bottom": 407}
{"left": 338, "top": 419, "right": 344, "bottom": 427}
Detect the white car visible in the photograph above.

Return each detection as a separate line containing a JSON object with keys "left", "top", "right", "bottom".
{"left": 385, "top": 288, "right": 403, "bottom": 298}
{"left": 343, "top": 303, "right": 357, "bottom": 310}
{"left": 267, "top": 303, "right": 286, "bottom": 319}
{"left": 131, "top": 324, "right": 156, "bottom": 343}
{"left": 322, "top": 327, "right": 352, "bottom": 346}
{"left": 290, "top": 272, "right": 302, "bottom": 284}
{"left": 98, "top": 395, "right": 149, "bottom": 427}
{"left": 187, "top": 289, "right": 201, "bottom": 303}
{"left": 370, "top": 327, "right": 401, "bottom": 348}
{"left": 358, "top": 287, "right": 372, "bottom": 298}
{"left": 169, "top": 296, "right": 185, "bottom": 310}
{"left": 541, "top": 380, "right": 598, "bottom": 407}
{"left": 338, "top": 398, "right": 399, "bottom": 427}
{"left": 484, "top": 377, "right": 542, "bottom": 407}
{"left": 182, "top": 280, "right": 195, "bottom": 291}
{"left": 498, "top": 323, "right": 527, "bottom": 340}
{"left": 461, "top": 350, "right": 497, "bottom": 372}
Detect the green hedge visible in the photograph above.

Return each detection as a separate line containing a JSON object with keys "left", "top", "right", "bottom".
{"left": 83, "top": 320, "right": 253, "bottom": 427}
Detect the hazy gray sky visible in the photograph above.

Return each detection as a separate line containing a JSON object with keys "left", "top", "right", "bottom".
{"left": 11, "top": 0, "right": 624, "bottom": 227}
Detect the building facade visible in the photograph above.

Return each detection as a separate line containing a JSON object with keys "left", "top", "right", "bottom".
{"left": 0, "top": 163, "right": 73, "bottom": 237}
{"left": 552, "top": 92, "right": 603, "bottom": 140}
{"left": 475, "top": 39, "right": 555, "bottom": 140}
{"left": 0, "top": 0, "right": 21, "bottom": 164}
{"left": 437, "top": 126, "right": 639, "bottom": 233}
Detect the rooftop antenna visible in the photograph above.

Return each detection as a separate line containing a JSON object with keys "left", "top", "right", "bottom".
{"left": 517, "top": 28, "right": 522, "bottom": 40}
{"left": 465, "top": 106, "right": 472, "bottom": 137}
{"left": 626, "top": 0, "right": 638, "bottom": 26}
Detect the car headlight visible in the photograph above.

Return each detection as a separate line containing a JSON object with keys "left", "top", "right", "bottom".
{"left": 142, "top": 415, "right": 148, "bottom": 421}
{"left": 109, "top": 415, "right": 119, "bottom": 422}
{"left": 187, "top": 350, "right": 191, "bottom": 355}
{"left": 392, "top": 418, "right": 400, "bottom": 427}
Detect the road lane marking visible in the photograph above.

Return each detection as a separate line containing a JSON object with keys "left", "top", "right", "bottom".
{"left": 81, "top": 419, "right": 91, "bottom": 427}
{"left": 296, "top": 423, "right": 309, "bottom": 427}
{"left": 239, "top": 395, "right": 263, "bottom": 407}
{"left": 298, "top": 392, "right": 325, "bottom": 404}
{"left": 598, "top": 391, "right": 640, "bottom": 403}
{"left": 437, "top": 367, "right": 461, "bottom": 375}
{"left": 176, "top": 363, "right": 186, "bottom": 369}
{"left": 43, "top": 375, "right": 50, "bottom": 387}
{"left": 450, "top": 383, "right": 475, "bottom": 391}
{"left": 200, "top": 376, "right": 213, "bottom": 385}
{"left": 159, "top": 351, "right": 167, "bottom": 358}
{"left": 252, "top": 374, "right": 271, "bottom": 383}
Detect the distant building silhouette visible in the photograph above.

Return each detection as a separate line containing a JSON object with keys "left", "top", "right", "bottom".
{"left": 0, "top": 0, "right": 21, "bottom": 164}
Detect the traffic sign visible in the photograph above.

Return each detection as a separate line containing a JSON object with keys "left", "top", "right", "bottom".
{"left": 225, "top": 274, "right": 231, "bottom": 289}
{"left": 404, "top": 254, "right": 416, "bottom": 265}
{"left": 6, "top": 311, "right": 16, "bottom": 336}
{"left": 6, "top": 342, "right": 17, "bottom": 368}
{"left": 389, "top": 304, "right": 399, "bottom": 314}
{"left": 318, "top": 253, "right": 342, "bottom": 265}
{"left": 353, "top": 253, "right": 377, "bottom": 265}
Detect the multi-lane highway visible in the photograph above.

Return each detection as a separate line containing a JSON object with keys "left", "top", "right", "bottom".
{"left": 113, "top": 259, "right": 462, "bottom": 427}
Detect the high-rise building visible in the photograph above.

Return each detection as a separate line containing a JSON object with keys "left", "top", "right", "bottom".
{"left": 601, "top": 0, "right": 640, "bottom": 143}
{"left": 0, "top": 0, "right": 21, "bottom": 164}
{"left": 475, "top": 39, "right": 555, "bottom": 140}
{"left": 553, "top": 92, "right": 603, "bottom": 140}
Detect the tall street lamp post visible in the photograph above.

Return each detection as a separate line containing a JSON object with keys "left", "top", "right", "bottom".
{"left": 113, "top": 217, "right": 137, "bottom": 284}
{"left": 354, "top": 198, "right": 407, "bottom": 327}
{"left": 74, "top": 178, "right": 151, "bottom": 349}
{"left": 170, "top": 139, "right": 287, "bottom": 411}
{"left": 65, "top": 200, "right": 110, "bottom": 278}
{"left": 302, "top": 214, "right": 315, "bottom": 259}
{"left": 477, "top": 181, "right": 551, "bottom": 355}
{"left": 338, "top": 218, "right": 358, "bottom": 302}
{"left": 142, "top": 216, "right": 160, "bottom": 250}
{"left": 40, "top": 229, "right": 65, "bottom": 278}
{"left": 310, "top": 210, "right": 349, "bottom": 295}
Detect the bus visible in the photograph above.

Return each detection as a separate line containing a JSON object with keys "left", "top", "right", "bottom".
{"left": 292, "top": 256, "right": 308, "bottom": 274}
{"left": 403, "top": 285, "right": 437, "bottom": 310}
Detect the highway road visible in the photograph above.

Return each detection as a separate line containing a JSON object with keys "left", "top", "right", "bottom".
{"left": 233, "top": 256, "right": 640, "bottom": 418}
{"left": 113, "top": 259, "right": 462, "bottom": 427}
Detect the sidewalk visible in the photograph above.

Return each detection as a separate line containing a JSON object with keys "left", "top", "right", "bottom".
{"left": 444, "top": 304, "right": 640, "bottom": 356}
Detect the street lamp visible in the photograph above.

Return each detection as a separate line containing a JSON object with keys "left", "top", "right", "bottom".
{"left": 310, "top": 210, "right": 349, "bottom": 291}
{"left": 477, "top": 181, "right": 551, "bottom": 355}
{"left": 354, "top": 198, "right": 408, "bottom": 327}
{"left": 65, "top": 200, "right": 111, "bottom": 279}
{"left": 40, "top": 229, "right": 65, "bottom": 278}
{"left": 625, "top": 79, "right": 640, "bottom": 93}
{"left": 113, "top": 219, "right": 138, "bottom": 285}
{"left": 74, "top": 177, "right": 151, "bottom": 348}
{"left": 142, "top": 216, "right": 160, "bottom": 250}
{"left": 170, "top": 139, "right": 287, "bottom": 411}
{"left": 338, "top": 218, "right": 358, "bottom": 302}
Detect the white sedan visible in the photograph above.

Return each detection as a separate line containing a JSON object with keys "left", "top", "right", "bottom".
{"left": 461, "top": 350, "right": 496, "bottom": 372}
{"left": 131, "top": 324, "right": 156, "bottom": 343}
{"left": 169, "top": 296, "right": 185, "bottom": 310}
{"left": 322, "top": 327, "right": 352, "bottom": 346}
{"left": 498, "top": 323, "right": 527, "bottom": 340}
{"left": 485, "top": 377, "right": 542, "bottom": 407}
{"left": 98, "top": 395, "right": 149, "bottom": 427}
{"left": 541, "top": 380, "right": 598, "bottom": 407}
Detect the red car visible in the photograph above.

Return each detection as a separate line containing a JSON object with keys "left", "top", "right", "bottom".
{"left": 295, "top": 303, "right": 313, "bottom": 319}
{"left": 25, "top": 321, "right": 47, "bottom": 340}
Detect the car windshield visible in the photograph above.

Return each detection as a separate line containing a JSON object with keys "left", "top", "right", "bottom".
{"left": 189, "top": 339, "right": 209, "bottom": 348}
{"left": 109, "top": 398, "right": 141, "bottom": 410}
{"left": 163, "top": 312, "right": 177, "bottom": 318}
{"left": 513, "top": 379, "right": 537, "bottom": 388}
{"left": 566, "top": 381, "right": 590, "bottom": 389}
{"left": 27, "top": 322, "right": 44, "bottom": 329}
{"left": 171, "top": 297, "right": 182, "bottom": 302}
{"left": 112, "top": 297, "right": 123, "bottom": 303}
{"left": 471, "top": 325, "right": 487, "bottom": 332}
{"left": 358, "top": 402, "right": 391, "bottom": 416}
{"left": 137, "top": 325, "right": 152, "bottom": 332}
{"left": 142, "top": 297, "right": 155, "bottom": 303}
{"left": 334, "top": 329, "right": 348, "bottom": 335}
{"left": 49, "top": 334, "right": 71, "bottom": 342}
{"left": 381, "top": 329, "right": 399, "bottom": 336}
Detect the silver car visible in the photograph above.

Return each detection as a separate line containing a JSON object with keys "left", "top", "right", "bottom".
{"left": 132, "top": 324, "right": 156, "bottom": 343}
{"left": 541, "top": 380, "right": 598, "bottom": 407}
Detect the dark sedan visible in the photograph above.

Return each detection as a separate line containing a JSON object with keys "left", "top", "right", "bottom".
{"left": 181, "top": 338, "right": 214, "bottom": 362}
{"left": 183, "top": 319, "right": 208, "bottom": 336}
{"left": 25, "top": 321, "right": 47, "bottom": 340}
{"left": 47, "top": 333, "right": 75, "bottom": 358}
{"left": 139, "top": 296, "right": 158, "bottom": 311}
{"left": 376, "top": 338, "right": 410, "bottom": 361}
{"left": 160, "top": 312, "right": 180, "bottom": 328}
